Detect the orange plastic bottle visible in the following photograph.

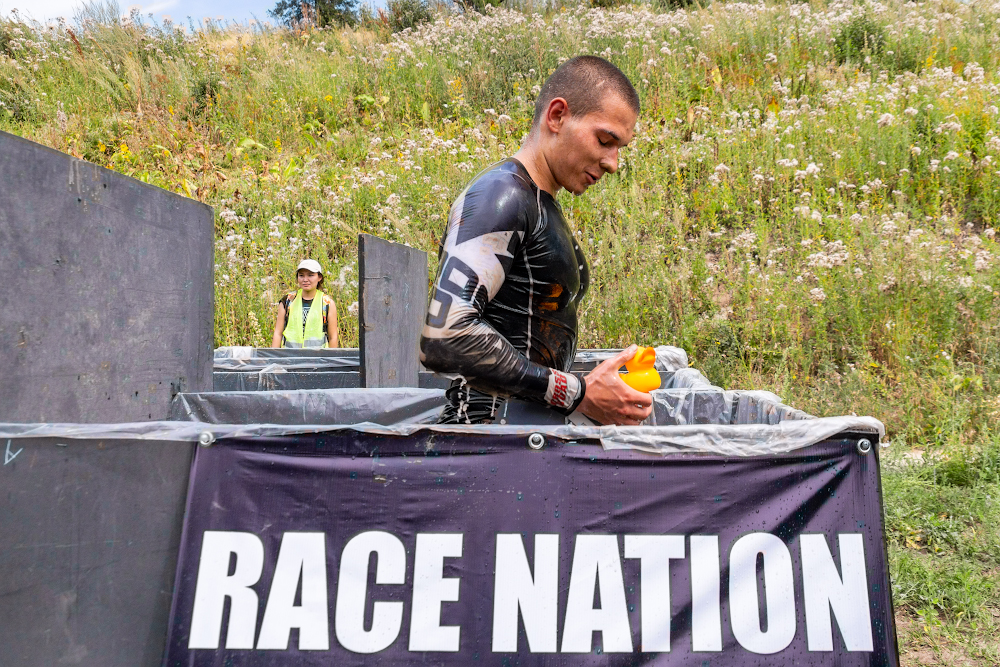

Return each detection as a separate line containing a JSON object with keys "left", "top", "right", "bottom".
{"left": 620, "top": 346, "right": 661, "bottom": 393}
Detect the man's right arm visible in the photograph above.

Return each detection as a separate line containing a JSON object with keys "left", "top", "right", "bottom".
{"left": 419, "top": 173, "right": 585, "bottom": 414}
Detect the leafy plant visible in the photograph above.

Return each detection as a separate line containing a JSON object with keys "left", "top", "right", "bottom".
{"left": 386, "top": 0, "right": 433, "bottom": 32}
{"left": 270, "top": 0, "right": 360, "bottom": 27}
{"left": 834, "top": 13, "right": 886, "bottom": 65}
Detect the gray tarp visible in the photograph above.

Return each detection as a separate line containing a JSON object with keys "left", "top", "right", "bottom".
{"left": 573, "top": 345, "right": 690, "bottom": 372}
{"left": 210, "top": 346, "right": 693, "bottom": 392}
{"left": 187, "top": 363, "right": 815, "bottom": 429}
{"left": 169, "top": 388, "right": 446, "bottom": 425}
{"left": 0, "top": 415, "right": 883, "bottom": 457}
{"left": 213, "top": 345, "right": 690, "bottom": 373}
{"left": 212, "top": 370, "right": 453, "bottom": 391}
{"left": 213, "top": 357, "right": 362, "bottom": 371}
{"left": 214, "top": 346, "right": 359, "bottom": 359}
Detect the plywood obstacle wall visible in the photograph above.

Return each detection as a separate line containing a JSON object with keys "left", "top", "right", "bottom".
{"left": 0, "top": 131, "right": 215, "bottom": 422}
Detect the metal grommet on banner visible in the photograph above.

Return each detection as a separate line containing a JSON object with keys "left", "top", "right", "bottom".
{"left": 528, "top": 433, "right": 545, "bottom": 450}
{"left": 857, "top": 438, "right": 872, "bottom": 455}
{"left": 198, "top": 431, "right": 216, "bottom": 448}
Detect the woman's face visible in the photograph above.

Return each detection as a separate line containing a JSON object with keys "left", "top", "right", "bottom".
{"left": 297, "top": 270, "right": 321, "bottom": 291}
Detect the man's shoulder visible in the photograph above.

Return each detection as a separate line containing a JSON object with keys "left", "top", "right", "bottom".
{"left": 465, "top": 159, "right": 534, "bottom": 197}
{"left": 452, "top": 159, "right": 538, "bottom": 239}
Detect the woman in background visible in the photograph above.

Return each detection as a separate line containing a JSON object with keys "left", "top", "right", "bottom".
{"left": 271, "top": 259, "right": 338, "bottom": 348}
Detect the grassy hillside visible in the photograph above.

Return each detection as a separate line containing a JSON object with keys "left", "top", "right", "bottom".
{"left": 2, "top": 0, "right": 999, "bottom": 661}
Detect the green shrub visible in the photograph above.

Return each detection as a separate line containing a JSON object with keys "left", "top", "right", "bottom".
{"left": 386, "top": 0, "right": 432, "bottom": 32}
{"left": 0, "top": 78, "right": 35, "bottom": 123}
{"left": 834, "top": 13, "right": 886, "bottom": 65}
{"left": 591, "top": 0, "right": 636, "bottom": 9}
{"left": 890, "top": 550, "right": 996, "bottom": 621}
{"left": 651, "top": 0, "right": 701, "bottom": 9}
{"left": 453, "top": 0, "right": 503, "bottom": 15}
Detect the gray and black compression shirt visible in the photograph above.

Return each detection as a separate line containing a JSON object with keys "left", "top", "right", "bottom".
{"left": 420, "top": 158, "right": 590, "bottom": 423}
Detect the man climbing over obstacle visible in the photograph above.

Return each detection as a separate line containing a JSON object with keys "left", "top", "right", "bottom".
{"left": 420, "top": 56, "right": 654, "bottom": 426}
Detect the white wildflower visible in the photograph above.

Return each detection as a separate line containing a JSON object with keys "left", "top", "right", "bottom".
{"left": 732, "top": 230, "right": 757, "bottom": 250}
{"left": 935, "top": 121, "right": 962, "bottom": 134}
{"left": 807, "top": 240, "right": 850, "bottom": 268}
{"left": 963, "top": 62, "right": 985, "bottom": 84}
{"left": 974, "top": 250, "right": 992, "bottom": 271}
{"left": 809, "top": 287, "right": 826, "bottom": 302}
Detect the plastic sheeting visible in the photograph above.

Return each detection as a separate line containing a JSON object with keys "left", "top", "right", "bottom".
{"left": 215, "top": 346, "right": 359, "bottom": 360}
{"left": 0, "top": 413, "right": 883, "bottom": 457}
{"left": 2, "top": 342, "right": 875, "bottom": 456}
{"left": 649, "top": 389, "right": 812, "bottom": 426}
{"left": 211, "top": 346, "right": 692, "bottom": 392}
{"left": 169, "top": 388, "right": 446, "bottom": 425}
{"left": 192, "top": 362, "right": 814, "bottom": 430}
{"left": 574, "top": 345, "right": 690, "bottom": 372}
{"left": 213, "top": 345, "right": 690, "bottom": 373}
{"left": 212, "top": 370, "right": 452, "bottom": 391}
{"left": 213, "top": 357, "right": 361, "bottom": 371}
{"left": 213, "top": 370, "right": 359, "bottom": 391}
{"left": 189, "top": 365, "right": 810, "bottom": 429}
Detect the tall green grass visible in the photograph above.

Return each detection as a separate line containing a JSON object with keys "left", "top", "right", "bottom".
{"left": 3, "top": 0, "right": 999, "bottom": 657}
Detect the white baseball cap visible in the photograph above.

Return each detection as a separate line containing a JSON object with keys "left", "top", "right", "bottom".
{"left": 296, "top": 259, "right": 323, "bottom": 274}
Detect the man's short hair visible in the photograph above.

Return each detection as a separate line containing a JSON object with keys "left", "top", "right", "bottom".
{"left": 531, "top": 56, "right": 640, "bottom": 128}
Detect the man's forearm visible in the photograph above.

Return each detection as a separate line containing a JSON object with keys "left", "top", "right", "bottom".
{"left": 420, "top": 328, "right": 583, "bottom": 412}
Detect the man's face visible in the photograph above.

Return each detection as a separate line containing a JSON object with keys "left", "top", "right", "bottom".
{"left": 547, "top": 93, "right": 637, "bottom": 196}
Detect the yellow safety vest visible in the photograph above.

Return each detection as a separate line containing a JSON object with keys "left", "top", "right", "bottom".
{"left": 282, "top": 290, "right": 328, "bottom": 348}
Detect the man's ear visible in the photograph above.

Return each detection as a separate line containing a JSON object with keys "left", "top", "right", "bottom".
{"left": 544, "top": 97, "right": 570, "bottom": 135}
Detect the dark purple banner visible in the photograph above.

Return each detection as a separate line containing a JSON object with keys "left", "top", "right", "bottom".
{"left": 163, "top": 430, "right": 898, "bottom": 666}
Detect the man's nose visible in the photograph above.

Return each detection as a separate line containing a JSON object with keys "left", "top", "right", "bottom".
{"left": 600, "top": 148, "right": 619, "bottom": 174}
